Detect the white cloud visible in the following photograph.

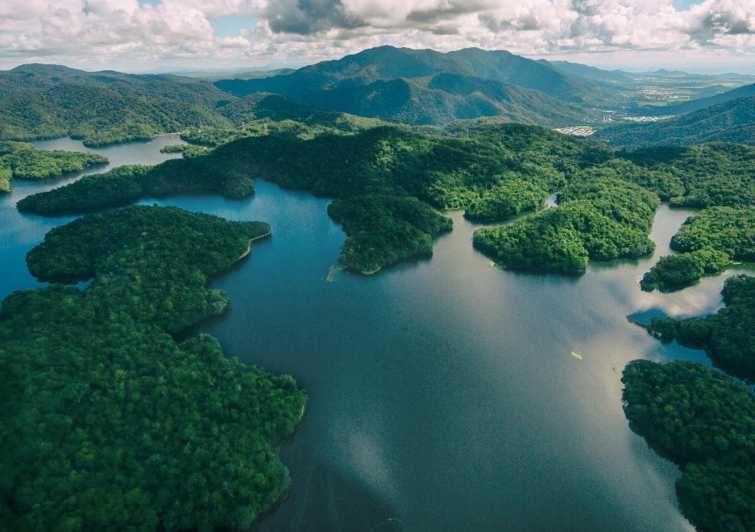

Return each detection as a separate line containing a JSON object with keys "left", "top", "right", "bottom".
{"left": 0, "top": 0, "right": 752, "bottom": 72}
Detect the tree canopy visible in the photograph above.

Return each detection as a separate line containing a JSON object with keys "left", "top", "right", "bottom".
{"left": 0, "top": 141, "right": 106, "bottom": 192}
{"left": 622, "top": 360, "right": 755, "bottom": 532}
{"left": 641, "top": 206, "right": 754, "bottom": 292}
{"left": 0, "top": 206, "right": 304, "bottom": 531}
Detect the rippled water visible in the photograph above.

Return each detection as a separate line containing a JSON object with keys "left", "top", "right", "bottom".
{"left": 3, "top": 137, "right": 744, "bottom": 532}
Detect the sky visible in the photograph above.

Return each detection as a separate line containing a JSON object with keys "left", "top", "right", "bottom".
{"left": 0, "top": 0, "right": 754, "bottom": 74}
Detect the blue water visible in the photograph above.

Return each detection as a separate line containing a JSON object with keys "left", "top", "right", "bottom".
{"left": 3, "top": 137, "right": 748, "bottom": 532}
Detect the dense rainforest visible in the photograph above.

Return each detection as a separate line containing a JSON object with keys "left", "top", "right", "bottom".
{"left": 473, "top": 176, "right": 659, "bottom": 274}
{"left": 0, "top": 141, "right": 106, "bottom": 192}
{"left": 641, "top": 207, "right": 754, "bottom": 292}
{"left": 0, "top": 206, "right": 305, "bottom": 530}
{"left": 622, "top": 360, "right": 755, "bottom": 532}
{"left": 643, "top": 275, "right": 755, "bottom": 382}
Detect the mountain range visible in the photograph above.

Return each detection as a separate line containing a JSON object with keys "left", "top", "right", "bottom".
{"left": 215, "top": 46, "right": 602, "bottom": 126}
{"left": 631, "top": 82, "right": 755, "bottom": 117}
{"left": 2, "top": 46, "right": 754, "bottom": 149}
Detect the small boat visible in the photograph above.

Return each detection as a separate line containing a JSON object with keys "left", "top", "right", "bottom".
{"left": 570, "top": 351, "right": 584, "bottom": 360}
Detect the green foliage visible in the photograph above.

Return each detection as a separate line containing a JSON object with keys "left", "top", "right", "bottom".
{"left": 598, "top": 95, "right": 755, "bottom": 149}
{"left": 0, "top": 65, "right": 386, "bottom": 147}
{"left": 622, "top": 360, "right": 755, "bottom": 532}
{"left": 19, "top": 153, "right": 256, "bottom": 215}
{"left": 1, "top": 206, "right": 303, "bottom": 530}
{"left": 646, "top": 275, "right": 755, "bottom": 381}
{"left": 641, "top": 206, "right": 754, "bottom": 292}
{"left": 641, "top": 249, "right": 731, "bottom": 292}
{"left": 328, "top": 195, "right": 452, "bottom": 274}
{"left": 619, "top": 144, "right": 755, "bottom": 208}
{"left": 160, "top": 143, "right": 210, "bottom": 157}
{"left": 0, "top": 65, "right": 237, "bottom": 146}
{"left": 21, "top": 123, "right": 591, "bottom": 274}
{"left": 17, "top": 122, "right": 754, "bottom": 277}
{"left": 473, "top": 177, "right": 658, "bottom": 274}
{"left": 670, "top": 206, "right": 755, "bottom": 258}
{"left": 18, "top": 165, "right": 149, "bottom": 214}
{"left": 463, "top": 177, "right": 547, "bottom": 223}
{"left": 0, "top": 140, "right": 106, "bottom": 192}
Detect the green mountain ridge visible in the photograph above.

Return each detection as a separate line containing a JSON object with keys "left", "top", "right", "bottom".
{"left": 215, "top": 46, "right": 599, "bottom": 126}
{"left": 0, "top": 65, "right": 380, "bottom": 146}
{"left": 633, "top": 82, "right": 755, "bottom": 116}
{"left": 599, "top": 96, "right": 755, "bottom": 148}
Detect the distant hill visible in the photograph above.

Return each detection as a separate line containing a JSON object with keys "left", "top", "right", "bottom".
{"left": 0, "top": 65, "right": 377, "bottom": 146}
{"left": 0, "top": 64, "right": 236, "bottom": 146}
{"left": 632, "top": 82, "right": 755, "bottom": 117}
{"left": 598, "top": 96, "right": 755, "bottom": 148}
{"left": 215, "top": 46, "right": 600, "bottom": 126}
{"left": 545, "top": 60, "right": 633, "bottom": 84}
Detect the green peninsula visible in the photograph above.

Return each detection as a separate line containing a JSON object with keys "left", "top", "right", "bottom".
{"left": 1, "top": 206, "right": 305, "bottom": 530}
{"left": 641, "top": 206, "right": 754, "bottom": 292}
{"left": 622, "top": 360, "right": 755, "bottom": 532}
{"left": 0, "top": 141, "right": 106, "bottom": 192}
{"left": 18, "top": 153, "right": 254, "bottom": 215}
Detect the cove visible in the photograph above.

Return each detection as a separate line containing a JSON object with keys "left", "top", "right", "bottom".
{"left": 2, "top": 137, "right": 747, "bottom": 532}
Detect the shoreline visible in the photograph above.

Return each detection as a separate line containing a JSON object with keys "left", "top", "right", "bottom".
{"left": 238, "top": 229, "right": 272, "bottom": 261}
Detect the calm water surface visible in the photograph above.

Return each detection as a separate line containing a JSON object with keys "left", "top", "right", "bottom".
{"left": 2, "top": 138, "right": 747, "bottom": 532}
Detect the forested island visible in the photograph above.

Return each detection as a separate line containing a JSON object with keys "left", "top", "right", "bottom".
{"left": 622, "top": 360, "right": 754, "bottom": 532}
{"left": 0, "top": 206, "right": 305, "bottom": 530}
{"left": 0, "top": 141, "right": 106, "bottom": 192}
{"left": 641, "top": 207, "right": 754, "bottom": 292}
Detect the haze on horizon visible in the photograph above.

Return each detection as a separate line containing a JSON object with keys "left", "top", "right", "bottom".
{"left": 0, "top": 0, "right": 754, "bottom": 75}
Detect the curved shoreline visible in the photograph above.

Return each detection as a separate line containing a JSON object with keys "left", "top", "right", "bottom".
{"left": 238, "top": 229, "right": 272, "bottom": 261}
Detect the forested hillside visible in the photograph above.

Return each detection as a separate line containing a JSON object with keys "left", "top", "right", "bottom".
{"left": 632, "top": 82, "right": 755, "bottom": 117}
{"left": 19, "top": 124, "right": 594, "bottom": 273}
{"left": 598, "top": 96, "right": 755, "bottom": 148}
{"left": 0, "top": 65, "right": 379, "bottom": 147}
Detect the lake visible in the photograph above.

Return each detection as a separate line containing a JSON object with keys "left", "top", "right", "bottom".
{"left": 2, "top": 137, "right": 745, "bottom": 532}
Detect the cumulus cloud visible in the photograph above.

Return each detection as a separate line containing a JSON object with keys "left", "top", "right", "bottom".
{"left": 267, "top": 0, "right": 365, "bottom": 34}
{"left": 0, "top": 0, "right": 752, "bottom": 72}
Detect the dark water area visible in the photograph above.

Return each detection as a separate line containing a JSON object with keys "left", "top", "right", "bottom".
{"left": 1, "top": 138, "right": 748, "bottom": 532}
